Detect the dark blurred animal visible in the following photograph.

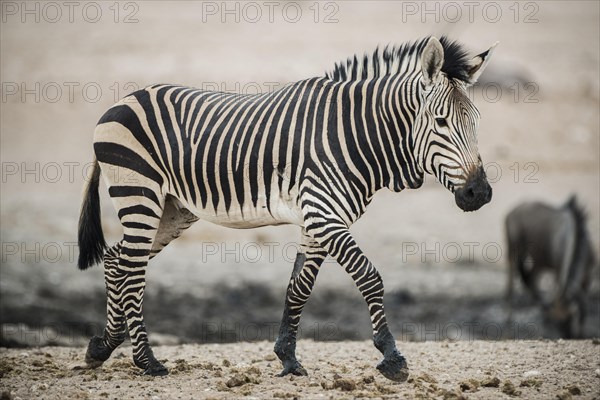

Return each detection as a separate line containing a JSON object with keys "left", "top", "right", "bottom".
{"left": 505, "top": 195, "right": 597, "bottom": 338}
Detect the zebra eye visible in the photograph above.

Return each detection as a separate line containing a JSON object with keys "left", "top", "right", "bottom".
{"left": 435, "top": 118, "right": 448, "bottom": 128}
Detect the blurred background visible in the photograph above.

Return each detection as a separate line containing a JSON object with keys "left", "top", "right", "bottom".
{"left": 1, "top": 1, "right": 598, "bottom": 347}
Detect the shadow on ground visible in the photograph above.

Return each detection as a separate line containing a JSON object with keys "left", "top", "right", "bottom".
{"left": 1, "top": 280, "right": 598, "bottom": 348}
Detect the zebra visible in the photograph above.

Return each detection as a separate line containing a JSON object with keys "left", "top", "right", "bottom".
{"left": 78, "top": 36, "right": 496, "bottom": 380}
{"left": 505, "top": 195, "right": 597, "bottom": 338}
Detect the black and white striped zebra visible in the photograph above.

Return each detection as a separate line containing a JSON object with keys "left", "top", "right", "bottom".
{"left": 78, "top": 36, "right": 496, "bottom": 380}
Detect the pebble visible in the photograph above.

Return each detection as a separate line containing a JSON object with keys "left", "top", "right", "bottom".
{"left": 595, "top": 369, "right": 600, "bottom": 378}
{"left": 523, "top": 370, "right": 541, "bottom": 378}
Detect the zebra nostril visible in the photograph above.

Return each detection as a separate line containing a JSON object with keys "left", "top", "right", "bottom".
{"left": 465, "top": 187, "right": 475, "bottom": 199}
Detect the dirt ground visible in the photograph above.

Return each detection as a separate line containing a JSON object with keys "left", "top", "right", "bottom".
{"left": 1, "top": 340, "right": 599, "bottom": 400}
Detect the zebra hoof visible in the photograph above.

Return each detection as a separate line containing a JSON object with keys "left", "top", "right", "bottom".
{"left": 142, "top": 360, "right": 169, "bottom": 376}
{"left": 277, "top": 361, "right": 308, "bottom": 377}
{"left": 376, "top": 351, "right": 409, "bottom": 382}
{"left": 84, "top": 336, "right": 112, "bottom": 368}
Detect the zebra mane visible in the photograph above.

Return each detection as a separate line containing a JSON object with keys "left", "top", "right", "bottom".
{"left": 326, "top": 36, "right": 471, "bottom": 83}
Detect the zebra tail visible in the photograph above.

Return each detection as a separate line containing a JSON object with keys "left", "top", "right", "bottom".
{"left": 77, "top": 158, "right": 106, "bottom": 270}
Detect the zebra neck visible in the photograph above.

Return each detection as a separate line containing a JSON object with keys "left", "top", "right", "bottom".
{"left": 336, "top": 74, "right": 422, "bottom": 195}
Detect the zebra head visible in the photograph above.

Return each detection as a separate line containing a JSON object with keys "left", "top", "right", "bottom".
{"left": 413, "top": 37, "right": 497, "bottom": 212}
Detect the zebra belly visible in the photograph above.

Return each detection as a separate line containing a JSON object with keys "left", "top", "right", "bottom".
{"left": 179, "top": 194, "right": 304, "bottom": 229}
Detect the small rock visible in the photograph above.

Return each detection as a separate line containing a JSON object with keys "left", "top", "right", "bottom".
{"left": 557, "top": 391, "right": 573, "bottom": 400}
{"left": 173, "top": 359, "right": 191, "bottom": 373}
{"left": 523, "top": 370, "right": 541, "bottom": 378}
{"left": 333, "top": 377, "right": 356, "bottom": 392}
{"left": 595, "top": 369, "right": 600, "bottom": 378}
{"left": 502, "top": 380, "right": 521, "bottom": 397}
{"left": 591, "top": 338, "right": 600, "bottom": 345}
{"left": 0, "top": 391, "right": 14, "bottom": 400}
{"left": 417, "top": 373, "right": 438, "bottom": 384}
{"left": 216, "top": 381, "right": 230, "bottom": 392}
{"left": 520, "top": 378, "right": 543, "bottom": 388}
{"left": 459, "top": 378, "right": 479, "bottom": 392}
{"left": 226, "top": 375, "right": 246, "bottom": 388}
{"left": 440, "top": 388, "right": 466, "bottom": 400}
{"left": 481, "top": 376, "right": 501, "bottom": 387}
{"left": 375, "top": 383, "right": 398, "bottom": 395}
{"left": 273, "top": 391, "right": 295, "bottom": 398}
{"left": 222, "top": 359, "right": 231, "bottom": 367}
{"left": 564, "top": 385, "right": 581, "bottom": 395}
{"left": 362, "top": 375, "right": 375, "bottom": 384}
{"left": 224, "top": 367, "right": 261, "bottom": 387}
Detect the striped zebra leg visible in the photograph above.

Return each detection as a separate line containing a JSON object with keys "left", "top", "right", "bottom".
{"left": 118, "top": 223, "right": 166, "bottom": 376}
{"left": 85, "top": 242, "right": 127, "bottom": 367}
{"left": 85, "top": 196, "right": 196, "bottom": 373}
{"left": 94, "top": 169, "right": 166, "bottom": 375}
{"left": 307, "top": 223, "right": 409, "bottom": 382}
{"left": 275, "top": 237, "right": 327, "bottom": 377}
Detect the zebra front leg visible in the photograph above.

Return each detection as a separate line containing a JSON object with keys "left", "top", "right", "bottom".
{"left": 309, "top": 226, "right": 409, "bottom": 382}
{"left": 275, "top": 239, "right": 327, "bottom": 377}
{"left": 85, "top": 243, "right": 127, "bottom": 368}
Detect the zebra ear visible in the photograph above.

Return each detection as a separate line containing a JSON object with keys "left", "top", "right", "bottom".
{"left": 465, "top": 41, "right": 499, "bottom": 85}
{"left": 421, "top": 37, "right": 444, "bottom": 89}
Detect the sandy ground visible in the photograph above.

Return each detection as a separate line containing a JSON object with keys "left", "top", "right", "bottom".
{"left": 1, "top": 340, "right": 599, "bottom": 400}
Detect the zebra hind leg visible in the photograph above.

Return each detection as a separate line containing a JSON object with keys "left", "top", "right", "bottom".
{"left": 119, "top": 227, "right": 166, "bottom": 375}
{"left": 85, "top": 196, "right": 197, "bottom": 372}
{"left": 100, "top": 183, "right": 167, "bottom": 375}
{"left": 85, "top": 242, "right": 127, "bottom": 367}
{"left": 274, "top": 239, "right": 327, "bottom": 377}
{"left": 120, "top": 195, "right": 198, "bottom": 375}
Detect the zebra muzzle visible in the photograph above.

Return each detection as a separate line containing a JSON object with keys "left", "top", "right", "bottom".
{"left": 454, "top": 167, "right": 492, "bottom": 212}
